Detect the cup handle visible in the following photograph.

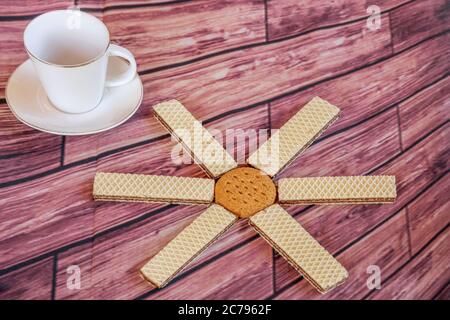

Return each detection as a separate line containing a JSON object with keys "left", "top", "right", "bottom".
{"left": 105, "top": 44, "right": 137, "bottom": 87}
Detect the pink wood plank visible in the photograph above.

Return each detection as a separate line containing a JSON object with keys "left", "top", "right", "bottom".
{"left": 0, "top": 103, "right": 62, "bottom": 184}
{"left": 407, "top": 174, "right": 450, "bottom": 255}
{"left": 434, "top": 282, "right": 450, "bottom": 300}
{"left": 0, "top": 257, "right": 53, "bottom": 300}
{"left": 104, "top": 0, "right": 265, "bottom": 71}
{"left": 399, "top": 77, "right": 450, "bottom": 148}
{"left": 390, "top": 0, "right": 449, "bottom": 53}
{"left": 64, "top": 16, "right": 391, "bottom": 163}
{"left": 371, "top": 122, "right": 449, "bottom": 207}
{"left": 276, "top": 107, "right": 401, "bottom": 179}
{"left": 275, "top": 210, "right": 410, "bottom": 299}
{"left": 274, "top": 123, "right": 449, "bottom": 290}
{"left": 77, "top": 0, "right": 102, "bottom": 9}
{"left": 270, "top": 34, "right": 450, "bottom": 140}
{"left": 0, "top": 20, "right": 29, "bottom": 99}
{"left": 0, "top": 163, "right": 96, "bottom": 269}
{"left": 0, "top": 0, "right": 73, "bottom": 16}
{"left": 136, "top": 15, "right": 391, "bottom": 127}
{"left": 368, "top": 227, "right": 450, "bottom": 299}
{"left": 55, "top": 205, "right": 205, "bottom": 299}
{"left": 267, "top": 0, "right": 407, "bottom": 40}
{"left": 146, "top": 238, "right": 273, "bottom": 300}
{"left": 79, "top": 0, "right": 176, "bottom": 9}
{"left": 1, "top": 0, "right": 447, "bottom": 301}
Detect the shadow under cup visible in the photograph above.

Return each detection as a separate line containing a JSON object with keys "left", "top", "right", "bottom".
{"left": 24, "top": 10, "right": 111, "bottom": 113}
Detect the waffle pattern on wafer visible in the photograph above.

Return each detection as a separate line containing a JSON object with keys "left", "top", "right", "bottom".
{"left": 140, "top": 204, "right": 237, "bottom": 287}
{"left": 278, "top": 175, "right": 396, "bottom": 204}
{"left": 93, "top": 172, "right": 214, "bottom": 204}
{"left": 247, "top": 97, "right": 340, "bottom": 177}
{"left": 153, "top": 100, "right": 237, "bottom": 178}
{"left": 249, "top": 204, "right": 348, "bottom": 293}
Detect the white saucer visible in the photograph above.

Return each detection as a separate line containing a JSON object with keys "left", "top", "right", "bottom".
{"left": 5, "top": 57, "right": 143, "bottom": 135}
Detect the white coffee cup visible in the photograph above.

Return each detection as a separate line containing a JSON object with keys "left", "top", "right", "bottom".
{"left": 24, "top": 10, "right": 137, "bottom": 113}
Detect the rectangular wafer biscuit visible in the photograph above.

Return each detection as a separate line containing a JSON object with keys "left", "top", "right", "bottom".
{"left": 93, "top": 172, "right": 214, "bottom": 204}
{"left": 278, "top": 176, "right": 396, "bottom": 204}
{"left": 140, "top": 204, "right": 238, "bottom": 287}
{"left": 247, "top": 97, "right": 340, "bottom": 177}
{"left": 249, "top": 204, "right": 348, "bottom": 293}
{"left": 153, "top": 100, "right": 237, "bottom": 178}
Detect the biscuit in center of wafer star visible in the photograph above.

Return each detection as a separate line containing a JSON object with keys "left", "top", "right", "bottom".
{"left": 214, "top": 166, "right": 276, "bottom": 218}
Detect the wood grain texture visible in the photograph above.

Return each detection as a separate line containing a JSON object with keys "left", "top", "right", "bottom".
{"left": 146, "top": 238, "right": 273, "bottom": 300}
{"left": 266, "top": 0, "right": 407, "bottom": 40}
{"left": 374, "top": 122, "right": 449, "bottom": 210}
{"left": 368, "top": 226, "right": 450, "bottom": 299}
{"left": 399, "top": 76, "right": 450, "bottom": 148}
{"left": 0, "top": 0, "right": 73, "bottom": 16}
{"left": 0, "top": 0, "right": 448, "bottom": 300}
{"left": 0, "top": 103, "right": 62, "bottom": 184}
{"left": 434, "top": 282, "right": 450, "bottom": 300}
{"left": 77, "top": 0, "right": 102, "bottom": 10}
{"left": 390, "top": 0, "right": 449, "bottom": 52}
{"left": 407, "top": 174, "right": 450, "bottom": 255}
{"left": 55, "top": 208, "right": 271, "bottom": 299}
{"left": 139, "top": 14, "right": 390, "bottom": 120}
{"left": 56, "top": 204, "right": 206, "bottom": 299}
{"left": 56, "top": 212, "right": 261, "bottom": 299}
{"left": 0, "top": 20, "right": 29, "bottom": 99}
{"left": 64, "top": 16, "right": 391, "bottom": 163}
{"left": 275, "top": 211, "right": 410, "bottom": 299}
{"left": 0, "top": 163, "right": 95, "bottom": 269}
{"left": 270, "top": 33, "right": 450, "bottom": 139}
{"left": 0, "top": 257, "right": 53, "bottom": 300}
{"left": 104, "top": 0, "right": 265, "bottom": 71}
{"left": 274, "top": 123, "right": 449, "bottom": 290}
{"left": 79, "top": 0, "right": 176, "bottom": 9}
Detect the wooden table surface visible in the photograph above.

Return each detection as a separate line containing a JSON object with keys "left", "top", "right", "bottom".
{"left": 0, "top": 0, "right": 449, "bottom": 300}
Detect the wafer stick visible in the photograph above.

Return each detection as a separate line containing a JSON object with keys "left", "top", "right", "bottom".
{"left": 249, "top": 204, "right": 348, "bottom": 293}
{"left": 247, "top": 97, "right": 340, "bottom": 177}
{"left": 278, "top": 175, "right": 397, "bottom": 204}
{"left": 93, "top": 172, "right": 215, "bottom": 205}
{"left": 153, "top": 100, "right": 237, "bottom": 178}
{"left": 140, "top": 204, "right": 238, "bottom": 287}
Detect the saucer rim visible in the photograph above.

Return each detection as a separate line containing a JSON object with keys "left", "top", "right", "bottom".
{"left": 5, "top": 59, "right": 144, "bottom": 136}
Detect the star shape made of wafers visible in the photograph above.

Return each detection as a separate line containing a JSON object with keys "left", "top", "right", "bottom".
{"left": 93, "top": 97, "right": 396, "bottom": 293}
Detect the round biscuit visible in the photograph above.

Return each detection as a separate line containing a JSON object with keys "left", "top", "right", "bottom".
{"left": 215, "top": 167, "right": 276, "bottom": 218}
